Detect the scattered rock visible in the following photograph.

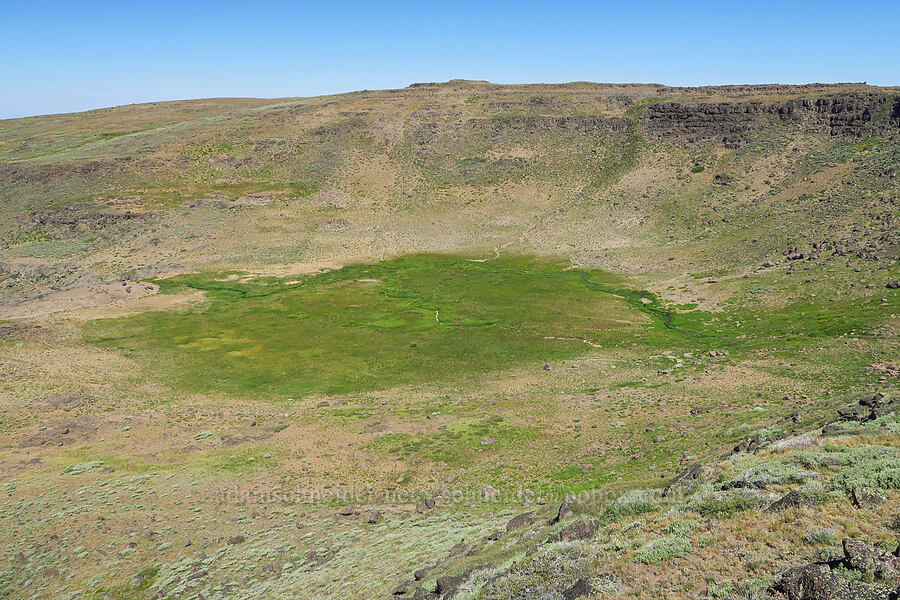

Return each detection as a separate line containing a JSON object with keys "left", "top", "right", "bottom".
{"left": 551, "top": 497, "right": 576, "bottom": 524}
{"left": 562, "top": 578, "right": 594, "bottom": 600}
{"left": 226, "top": 535, "right": 245, "bottom": 545}
{"left": 393, "top": 581, "right": 413, "bottom": 596}
{"left": 548, "top": 518, "right": 598, "bottom": 543}
{"left": 481, "top": 485, "right": 500, "bottom": 502}
{"left": 663, "top": 462, "right": 711, "bottom": 497}
{"left": 434, "top": 575, "right": 465, "bottom": 596}
{"left": 771, "top": 538, "right": 900, "bottom": 599}
{"left": 852, "top": 487, "right": 888, "bottom": 509}
{"left": 767, "top": 490, "right": 811, "bottom": 512}
{"left": 364, "top": 510, "right": 383, "bottom": 523}
{"left": 842, "top": 538, "right": 898, "bottom": 579}
{"left": 506, "top": 512, "right": 536, "bottom": 532}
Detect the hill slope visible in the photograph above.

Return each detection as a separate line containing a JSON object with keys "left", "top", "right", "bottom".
{"left": 0, "top": 82, "right": 898, "bottom": 600}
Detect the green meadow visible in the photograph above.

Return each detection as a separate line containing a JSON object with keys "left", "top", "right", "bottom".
{"left": 85, "top": 255, "right": 654, "bottom": 398}
{"left": 84, "top": 253, "right": 898, "bottom": 400}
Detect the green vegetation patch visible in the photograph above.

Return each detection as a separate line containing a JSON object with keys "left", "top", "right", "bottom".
{"left": 85, "top": 254, "right": 650, "bottom": 399}
{"left": 369, "top": 415, "right": 536, "bottom": 466}
{"left": 634, "top": 535, "right": 694, "bottom": 564}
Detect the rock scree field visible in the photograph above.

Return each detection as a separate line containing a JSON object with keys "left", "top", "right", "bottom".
{"left": 0, "top": 81, "right": 899, "bottom": 599}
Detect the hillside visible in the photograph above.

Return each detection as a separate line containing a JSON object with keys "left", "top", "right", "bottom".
{"left": 0, "top": 82, "right": 898, "bottom": 600}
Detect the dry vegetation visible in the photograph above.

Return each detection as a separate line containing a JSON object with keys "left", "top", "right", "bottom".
{"left": 0, "top": 81, "right": 898, "bottom": 599}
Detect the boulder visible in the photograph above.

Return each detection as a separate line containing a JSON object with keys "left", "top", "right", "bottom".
{"left": 663, "top": 462, "right": 710, "bottom": 497}
{"left": 434, "top": 575, "right": 465, "bottom": 596}
{"left": 550, "top": 497, "right": 576, "bottom": 524}
{"left": 562, "top": 578, "right": 594, "bottom": 600}
{"left": 548, "top": 518, "right": 598, "bottom": 543}
{"left": 393, "top": 581, "right": 413, "bottom": 596}
{"left": 852, "top": 487, "right": 887, "bottom": 509}
{"left": 842, "top": 538, "right": 898, "bottom": 579}
{"left": 771, "top": 538, "right": 900, "bottom": 599}
{"left": 481, "top": 485, "right": 500, "bottom": 502}
{"left": 364, "top": 510, "right": 383, "bottom": 523}
{"left": 506, "top": 512, "right": 536, "bottom": 532}
{"left": 767, "top": 490, "right": 810, "bottom": 512}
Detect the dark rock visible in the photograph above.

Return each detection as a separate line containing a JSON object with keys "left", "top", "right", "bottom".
{"left": 732, "top": 434, "right": 763, "bottom": 454}
{"left": 842, "top": 538, "right": 897, "bottom": 579}
{"left": 859, "top": 393, "right": 888, "bottom": 408}
{"left": 773, "top": 538, "right": 900, "bottom": 599}
{"left": 887, "top": 280, "right": 900, "bottom": 289}
{"left": 767, "top": 490, "right": 811, "bottom": 512}
{"left": 837, "top": 406, "right": 869, "bottom": 422}
{"left": 550, "top": 497, "right": 576, "bottom": 524}
{"left": 413, "top": 567, "right": 431, "bottom": 581}
{"left": 434, "top": 575, "right": 465, "bottom": 596}
{"left": 562, "top": 578, "right": 594, "bottom": 600}
{"left": 506, "top": 512, "right": 536, "bottom": 532}
{"left": 226, "top": 535, "right": 245, "bottom": 545}
{"left": 852, "top": 487, "right": 888, "bottom": 509}
{"left": 364, "top": 510, "right": 383, "bottom": 523}
{"left": 663, "top": 461, "right": 710, "bottom": 497}
{"left": 772, "top": 563, "right": 894, "bottom": 599}
{"left": 393, "top": 581, "right": 413, "bottom": 596}
{"left": 548, "top": 518, "right": 598, "bottom": 543}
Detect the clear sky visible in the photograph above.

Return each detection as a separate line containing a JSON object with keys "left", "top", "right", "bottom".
{"left": 2, "top": 0, "right": 898, "bottom": 119}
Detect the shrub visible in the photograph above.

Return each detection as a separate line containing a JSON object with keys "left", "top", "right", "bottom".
{"left": 829, "top": 456, "right": 900, "bottom": 492}
{"left": 601, "top": 501, "right": 657, "bottom": 524}
{"left": 804, "top": 528, "right": 838, "bottom": 546}
{"left": 663, "top": 519, "right": 697, "bottom": 535}
{"left": 724, "top": 462, "right": 810, "bottom": 489}
{"left": 477, "top": 543, "right": 594, "bottom": 600}
{"left": 688, "top": 493, "right": 757, "bottom": 518}
{"left": 634, "top": 536, "right": 693, "bottom": 564}
{"left": 707, "top": 581, "right": 733, "bottom": 598}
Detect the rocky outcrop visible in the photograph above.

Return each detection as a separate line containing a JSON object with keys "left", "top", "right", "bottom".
{"left": 467, "top": 115, "right": 628, "bottom": 135}
{"left": 644, "top": 92, "right": 900, "bottom": 147}
{"left": 771, "top": 538, "right": 900, "bottom": 599}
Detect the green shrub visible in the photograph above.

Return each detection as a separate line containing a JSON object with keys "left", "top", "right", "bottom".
{"left": 634, "top": 536, "right": 693, "bottom": 564}
{"left": 707, "top": 580, "right": 733, "bottom": 598}
{"left": 829, "top": 456, "right": 900, "bottom": 492}
{"left": 663, "top": 519, "right": 697, "bottom": 535}
{"left": 804, "top": 528, "right": 838, "bottom": 546}
{"left": 690, "top": 164, "right": 705, "bottom": 173}
{"left": 601, "top": 500, "right": 657, "bottom": 524}
{"left": 477, "top": 543, "right": 593, "bottom": 599}
{"left": 688, "top": 493, "right": 757, "bottom": 518}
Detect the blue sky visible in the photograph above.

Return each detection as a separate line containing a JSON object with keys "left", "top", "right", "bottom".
{"left": 2, "top": 0, "right": 898, "bottom": 119}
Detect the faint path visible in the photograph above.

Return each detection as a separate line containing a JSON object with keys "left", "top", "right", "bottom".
{"left": 0, "top": 281, "right": 159, "bottom": 319}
